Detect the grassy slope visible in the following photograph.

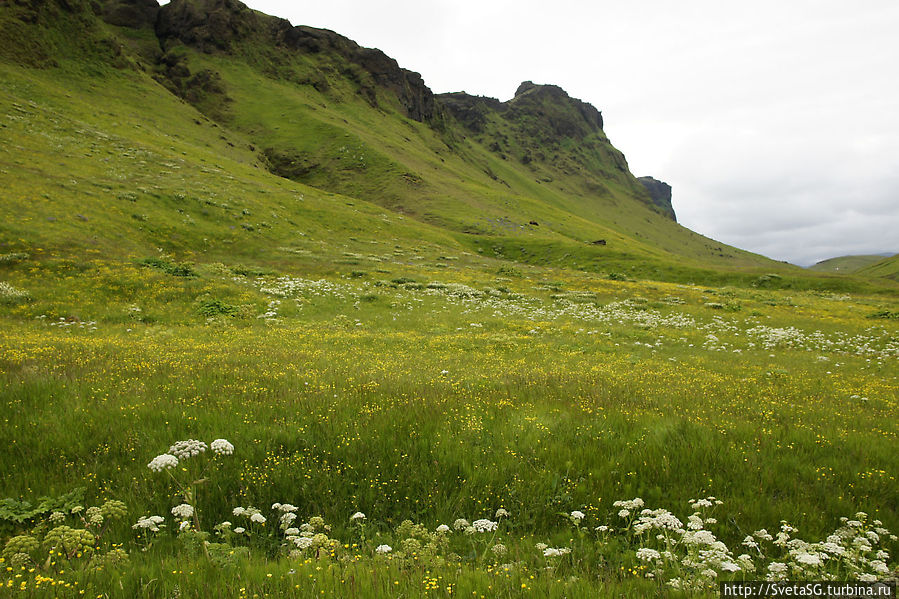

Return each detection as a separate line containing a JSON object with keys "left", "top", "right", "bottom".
{"left": 856, "top": 254, "right": 899, "bottom": 282}
{"left": 158, "top": 24, "right": 791, "bottom": 279}
{"left": 808, "top": 254, "right": 893, "bottom": 274}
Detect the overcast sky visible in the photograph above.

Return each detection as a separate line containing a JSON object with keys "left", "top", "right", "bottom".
{"left": 167, "top": 0, "right": 899, "bottom": 265}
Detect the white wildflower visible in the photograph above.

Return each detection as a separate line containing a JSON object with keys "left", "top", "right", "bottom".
{"left": 754, "top": 529, "right": 773, "bottom": 541}
{"left": 472, "top": 519, "right": 498, "bottom": 533}
{"left": 436, "top": 524, "right": 450, "bottom": 534}
{"left": 636, "top": 548, "right": 661, "bottom": 561}
{"left": 350, "top": 512, "right": 366, "bottom": 521}
{"left": 210, "top": 439, "right": 234, "bottom": 455}
{"left": 570, "top": 510, "right": 585, "bottom": 522}
{"left": 721, "top": 561, "right": 741, "bottom": 573}
{"left": 233, "top": 507, "right": 246, "bottom": 516}
{"left": 250, "top": 513, "right": 266, "bottom": 524}
{"left": 870, "top": 560, "right": 889, "bottom": 574}
{"left": 293, "top": 536, "right": 314, "bottom": 550}
{"left": 613, "top": 498, "right": 644, "bottom": 511}
{"left": 168, "top": 439, "right": 207, "bottom": 459}
{"left": 375, "top": 544, "right": 392, "bottom": 554}
{"left": 148, "top": 454, "right": 178, "bottom": 472}
{"left": 453, "top": 518, "right": 469, "bottom": 531}
{"left": 495, "top": 508, "right": 509, "bottom": 519}
{"left": 233, "top": 527, "right": 245, "bottom": 534}
{"left": 133, "top": 515, "right": 165, "bottom": 531}
{"left": 171, "top": 504, "right": 194, "bottom": 520}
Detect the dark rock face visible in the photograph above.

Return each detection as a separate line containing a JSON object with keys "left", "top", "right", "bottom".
{"left": 437, "top": 92, "right": 503, "bottom": 133}
{"left": 97, "top": 0, "right": 158, "bottom": 28}
{"left": 155, "top": 0, "right": 439, "bottom": 123}
{"left": 156, "top": 0, "right": 258, "bottom": 52}
{"left": 637, "top": 176, "right": 676, "bottom": 221}
{"left": 437, "top": 82, "right": 636, "bottom": 194}
{"left": 273, "top": 25, "right": 439, "bottom": 122}
{"left": 511, "top": 81, "right": 603, "bottom": 133}
{"left": 438, "top": 82, "right": 604, "bottom": 142}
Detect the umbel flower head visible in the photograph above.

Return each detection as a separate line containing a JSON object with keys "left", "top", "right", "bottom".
{"left": 132, "top": 516, "right": 165, "bottom": 532}
{"left": 472, "top": 519, "right": 498, "bottom": 533}
{"left": 168, "top": 439, "right": 207, "bottom": 459}
{"left": 171, "top": 504, "right": 194, "bottom": 520}
{"left": 148, "top": 454, "right": 178, "bottom": 472}
{"left": 211, "top": 439, "right": 234, "bottom": 456}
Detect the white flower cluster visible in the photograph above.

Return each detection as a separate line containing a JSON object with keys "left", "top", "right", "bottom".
{"left": 608, "top": 499, "right": 896, "bottom": 591}
{"left": 637, "top": 547, "right": 661, "bottom": 562}
{"left": 211, "top": 438, "right": 234, "bottom": 456}
{"left": 147, "top": 453, "right": 178, "bottom": 472}
{"left": 350, "top": 512, "right": 366, "bottom": 521}
{"left": 472, "top": 519, "right": 498, "bottom": 533}
{"left": 632, "top": 508, "right": 684, "bottom": 533}
{"left": 133, "top": 515, "right": 165, "bottom": 531}
{"left": 232, "top": 505, "right": 266, "bottom": 525}
{"left": 168, "top": 439, "right": 207, "bottom": 459}
{"left": 613, "top": 497, "right": 645, "bottom": 519}
{"left": 171, "top": 504, "right": 194, "bottom": 520}
{"left": 453, "top": 518, "right": 469, "bottom": 531}
{"left": 570, "top": 510, "right": 585, "bottom": 522}
{"left": 375, "top": 544, "right": 392, "bottom": 554}
{"left": 543, "top": 547, "right": 571, "bottom": 558}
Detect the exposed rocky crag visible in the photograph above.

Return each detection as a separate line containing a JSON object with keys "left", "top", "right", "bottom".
{"left": 637, "top": 176, "right": 676, "bottom": 221}
{"left": 152, "top": 0, "right": 439, "bottom": 123}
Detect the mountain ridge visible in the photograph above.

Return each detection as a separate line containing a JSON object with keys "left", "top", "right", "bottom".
{"left": 4, "top": 0, "right": 894, "bottom": 291}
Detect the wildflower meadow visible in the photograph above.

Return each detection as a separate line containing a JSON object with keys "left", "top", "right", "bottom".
{"left": 1, "top": 255, "right": 897, "bottom": 597}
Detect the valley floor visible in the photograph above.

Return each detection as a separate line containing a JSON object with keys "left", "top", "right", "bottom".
{"left": 1, "top": 257, "right": 897, "bottom": 597}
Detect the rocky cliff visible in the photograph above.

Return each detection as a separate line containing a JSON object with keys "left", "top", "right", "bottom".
{"left": 637, "top": 176, "right": 676, "bottom": 221}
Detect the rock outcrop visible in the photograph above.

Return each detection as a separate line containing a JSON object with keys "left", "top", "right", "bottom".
{"left": 97, "top": 0, "right": 158, "bottom": 29}
{"left": 637, "top": 176, "right": 676, "bottom": 221}
{"left": 154, "top": 0, "right": 439, "bottom": 123}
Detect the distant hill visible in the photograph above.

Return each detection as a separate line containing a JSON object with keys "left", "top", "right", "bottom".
{"left": 808, "top": 254, "right": 894, "bottom": 274}
{"left": 855, "top": 255, "right": 899, "bottom": 282}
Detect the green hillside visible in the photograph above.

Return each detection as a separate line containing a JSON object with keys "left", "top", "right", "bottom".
{"left": 1, "top": 0, "right": 892, "bottom": 292}
{"left": 856, "top": 254, "right": 899, "bottom": 281}
{"left": 808, "top": 254, "right": 893, "bottom": 274}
